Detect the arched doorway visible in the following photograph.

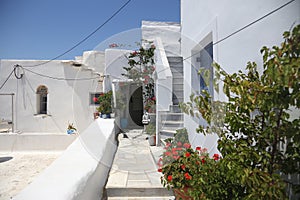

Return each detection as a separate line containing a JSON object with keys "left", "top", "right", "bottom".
{"left": 128, "top": 85, "right": 143, "bottom": 127}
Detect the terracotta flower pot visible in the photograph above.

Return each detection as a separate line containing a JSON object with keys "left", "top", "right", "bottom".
{"left": 173, "top": 187, "right": 193, "bottom": 200}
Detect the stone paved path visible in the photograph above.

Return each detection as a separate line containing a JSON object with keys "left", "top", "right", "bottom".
{"left": 105, "top": 129, "right": 174, "bottom": 200}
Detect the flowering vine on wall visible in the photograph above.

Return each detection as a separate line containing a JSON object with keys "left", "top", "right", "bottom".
{"left": 122, "top": 41, "right": 156, "bottom": 113}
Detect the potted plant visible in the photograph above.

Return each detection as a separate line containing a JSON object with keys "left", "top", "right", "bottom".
{"left": 145, "top": 123, "right": 156, "bottom": 146}
{"left": 96, "top": 91, "right": 113, "bottom": 118}
{"left": 67, "top": 123, "right": 77, "bottom": 134}
{"left": 158, "top": 138, "right": 220, "bottom": 199}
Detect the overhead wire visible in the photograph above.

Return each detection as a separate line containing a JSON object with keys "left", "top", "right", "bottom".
{"left": 155, "top": 0, "right": 296, "bottom": 77}
{"left": 23, "top": 68, "right": 100, "bottom": 81}
{"left": 7, "top": 0, "right": 296, "bottom": 82}
{"left": 0, "top": 69, "right": 14, "bottom": 91}
{"left": 182, "top": 0, "right": 296, "bottom": 63}
{"left": 23, "top": 0, "right": 132, "bottom": 68}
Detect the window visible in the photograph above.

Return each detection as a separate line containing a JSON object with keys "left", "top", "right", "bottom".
{"left": 199, "top": 42, "right": 213, "bottom": 96}
{"left": 191, "top": 34, "right": 213, "bottom": 97}
{"left": 90, "top": 93, "right": 101, "bottom": 105}
{"left": 36, "top": 85, "right": 48, "bottom": 114}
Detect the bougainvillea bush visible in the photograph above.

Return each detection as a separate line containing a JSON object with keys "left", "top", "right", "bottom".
{"left": 179, "top": 25, "right": 300, "bottom": 199}
{"left": 122, "top": 41, "right": 156, "bottom": 113}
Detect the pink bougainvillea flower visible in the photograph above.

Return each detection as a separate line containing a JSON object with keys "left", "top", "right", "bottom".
{"left": 213, "top": 153, "right": 220, "bottom": 161}
{"left": 185, "top": 152, "right": 191, "bottom": 158}
{"left": 143, "top": 79, "right": 149, "bottom": 84}
{"left": 166, "top": 142, "right": 171, "bottom": 148}
{"left": 177, "top": 141, "right": 182, "bottom": 147}
{"left": 167, "top": 175, "right": 172, "bottom": 182}
{"left": 184, "top": 172, "right": 192, "bottom": 180}
{"left": 173, "top": 155, "right": 180, "bottom": 160}
{"left": 165, "top": 151, "right": 172, "bottom": 156}
{"left": 183, "top": 143, "right": 191, "bottom": 149}
{"left": 152, "top": 96, "right": 156, "bottom": 101}
{"left": 93, "top": 97, "right": 98, "bottom": 103}
{"left": 109, "top": 43, "right": 119, "bottom": 48}
{"left": 181, "top": 165, "right": 186, "bottom": 170}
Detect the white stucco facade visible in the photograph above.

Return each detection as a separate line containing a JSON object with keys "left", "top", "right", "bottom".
{"left": 0, "top": 51, "right": 105, "bottom": 134}
{"left": 181, "top": 0, "right": 300, "bottom": 152}
{"left": 142, "top": 20, "right": 181, "bottom": 57}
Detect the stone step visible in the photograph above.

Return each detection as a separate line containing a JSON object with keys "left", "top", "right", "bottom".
{"left": 170, "top": 67, "right": 183, "bottom": 73}
{"left": 169, "top": 105, "right": 182, "bottom": 113}
{"left": 172, "top": 76, "right": 183, "bottom": 84}
{"left": 108, "top": 197, "right": 174, "bottom": 200}
{"left": 160, "top": 120, "right": 184, "bottom": 128}
{"left": 167, "top": 56, "right": 183, "bottom": 63}
{"left": 160, "top": 129, "right": 177, "bottom": 135}
{"left": 106, "top": 187, "right": 174, "bottom": 199}
{"left": 173, "top": 83, "right": 183, "bottom": 91}
{"left": 172, "top": 73, "right": 183, "bottom": 79}
{"left": 160, "top": 113, "right": 183, "bottom": 121}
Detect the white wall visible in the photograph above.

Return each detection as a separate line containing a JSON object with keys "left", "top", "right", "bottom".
{"left": 142, "top": 21, "right": 181, "bottom": 57}
{"left": 0, "top": 56, "right": 103, "bottom": 133}
{"left": 181, "top": 0, "right": 300, "bottom": 153}
{"left": 13, "top": 118, "right": 116, "bottom": 200}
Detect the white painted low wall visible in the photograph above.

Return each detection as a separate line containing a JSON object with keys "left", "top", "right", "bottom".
{"left": 0, "top": 133, "right": 76, "bottom": 152}
{"left": 13, "top": 118, "right": 117, "bottom": 200}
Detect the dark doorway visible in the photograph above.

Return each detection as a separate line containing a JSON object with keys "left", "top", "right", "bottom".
{"left": 129, "top": 85, "right": 143, "bottom": 127}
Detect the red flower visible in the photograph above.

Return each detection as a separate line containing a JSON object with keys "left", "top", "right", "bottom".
{"left": 181, "top": 165, "right": 186, "bottom": 170}
{"left": 173, "top": 155, "right": 180, "bottom": 160}
{"left": 93, "top": 97, "right": 98, "bottom": 103}
{"left": 185, "top": 152, "right": 191, "bottom": 158}
{"left": 166, "top": 142, "right": 171, "bottom": 148}
{"left": 167, "top": 175, "right": 172, "bottom": 182}
{"left": 183, "top": 143, "right": 191, "bottom": 149}
{"left": 184, "top": 173, "right": 192, "bottom": 180}
{"left": 152, "top": 96, "right": 156, "bottom": 101}
{"left": 213, "top": 154, "right": 220, "bottom": 161}
{"left": 158, "top": 168, "right": 162, "bottom": 172}
{"left": 177, "top": 142, "right": 182, "bottom": 147}
{"left": 202, "top": 159, "right": 206, "bottom": 164}
{"left": 165, "top": 151, "right": 172, "bottom": 156}
{"left": 132, "top": 51, "right": 138, "bottom": 56}
{"left": 196, "top": 146, "right": 201, "bottom": 151}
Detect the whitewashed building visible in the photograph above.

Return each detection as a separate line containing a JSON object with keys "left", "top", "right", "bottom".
{"left": 180, "top": 0, "right": 300, "bottom": 152}
{"left": 0, "top": 51, "right": 105, "bottom": 134}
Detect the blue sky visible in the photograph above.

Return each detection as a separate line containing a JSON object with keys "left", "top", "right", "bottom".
{"left": 0, "top": 0, "right": 180, "bottom": 60}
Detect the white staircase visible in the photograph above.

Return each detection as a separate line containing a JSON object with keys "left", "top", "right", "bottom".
{"left": 159, "top": 57, "right": 184, "bottom": 141}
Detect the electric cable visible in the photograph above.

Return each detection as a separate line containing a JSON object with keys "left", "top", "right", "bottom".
{"left": 182, "top": 0, "right": 296, "bottom": 62}
{"left": 23, "top": 67, "right": 100, "bottom": 81}
{"left": 0, "top": 69, "right": 14, "bottom": 91}
{"left": 23, "top": 0, "right": 132, "bottom": 68}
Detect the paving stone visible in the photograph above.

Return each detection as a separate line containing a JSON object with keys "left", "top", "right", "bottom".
{"left": 105, "top": 129, "right": 174, "bottom": 199}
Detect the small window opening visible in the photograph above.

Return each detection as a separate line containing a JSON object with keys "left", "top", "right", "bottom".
{"left": 36, "top": 85, "right": 48, "bottom": 114}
